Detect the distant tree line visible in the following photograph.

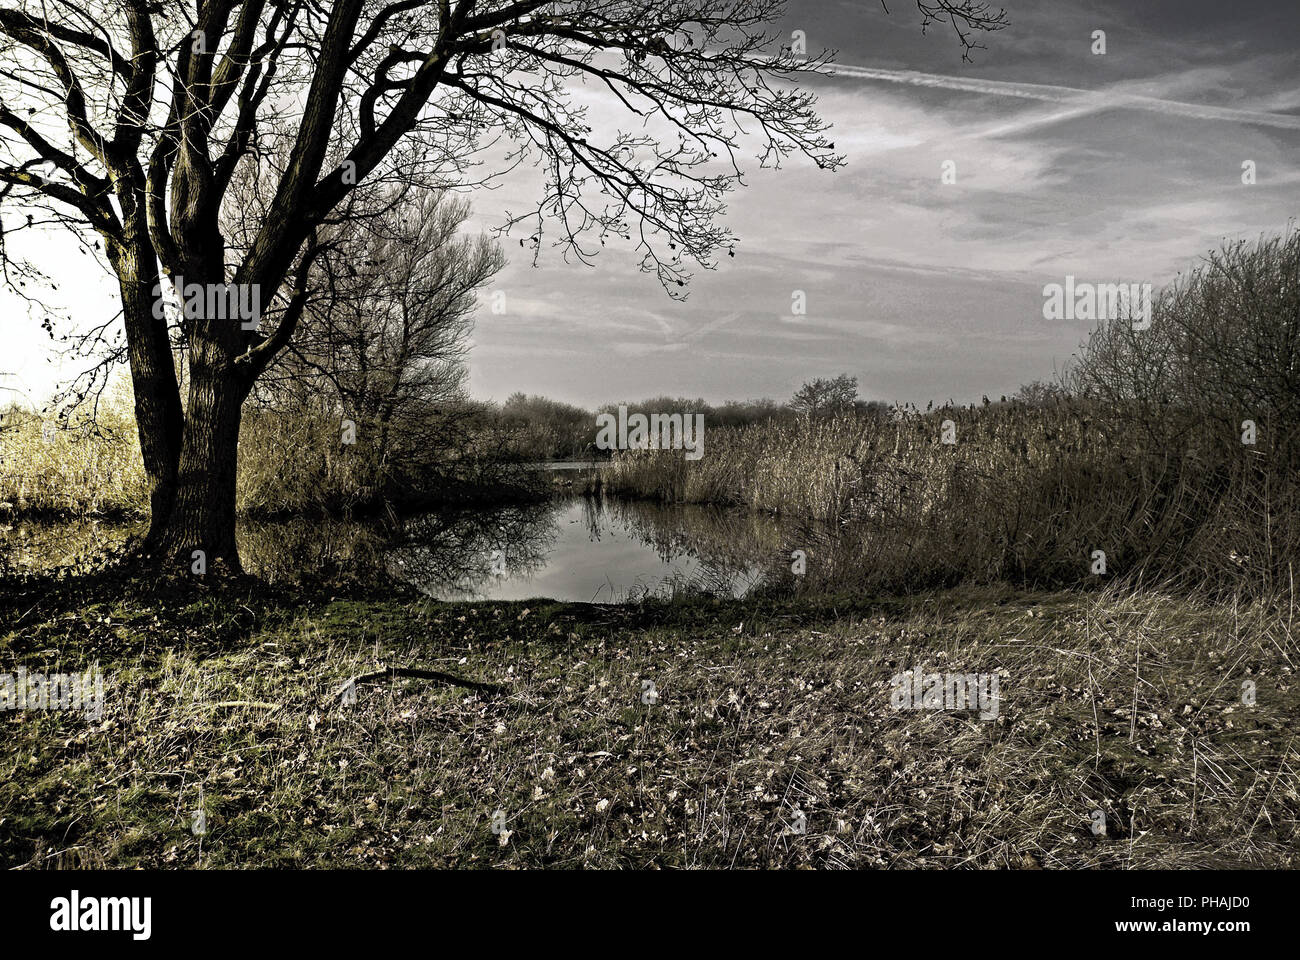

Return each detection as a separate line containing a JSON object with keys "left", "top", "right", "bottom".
{"left": 465, "top": 379, "right": 909, "bottom": 463}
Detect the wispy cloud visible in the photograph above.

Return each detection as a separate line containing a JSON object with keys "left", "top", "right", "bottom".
{"left": 830, "top": 64, "right": 1300, "bottom": 130}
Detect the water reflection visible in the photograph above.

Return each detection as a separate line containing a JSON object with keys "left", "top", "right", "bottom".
{"left": 392, "top": 497, "right": 795, "bottom": 602}
{"left": 388, "top": 501, "right": 560, "bottom": 599}
{"left": 1, "top": 496, "right": 832, "bottom": 603}
{"left": 0, "top": 517, "right": 141, "bottom": 576}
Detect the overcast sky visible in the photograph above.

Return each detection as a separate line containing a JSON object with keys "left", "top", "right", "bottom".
{"left": 4, "top": 0, "right": 1299, "bottom": 409}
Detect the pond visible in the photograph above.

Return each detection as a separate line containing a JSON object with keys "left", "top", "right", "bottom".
{"left": 0, "top": 495, "right": 833, "bottom": 603}
{"left": 391, "top": 497, "right": 783, "bottom": 601}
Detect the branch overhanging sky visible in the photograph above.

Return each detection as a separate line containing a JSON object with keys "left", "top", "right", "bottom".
{"left": 3, "top": 0, "right": 1298, "bottom": 410}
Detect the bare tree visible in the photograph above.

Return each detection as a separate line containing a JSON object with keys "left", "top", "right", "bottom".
{"left": 0, "top": 0, "right": 1004, "bottom": 573}
{"left": 273, "top": 188, "right": 503, "bottom": 477}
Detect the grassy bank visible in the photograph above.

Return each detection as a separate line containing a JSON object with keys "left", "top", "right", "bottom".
{"left": 2, "top": 572, "right": 1295, "bottom": 868}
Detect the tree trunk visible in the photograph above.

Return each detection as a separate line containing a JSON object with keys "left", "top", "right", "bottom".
{"left": 147, "top": 353, "right": 250, "bottom": 574}
{"left": 110, "top": 233, "right": 184, "bottom": 551}
{"left": 138, "top": 149, "right": 253, "bottom": 576}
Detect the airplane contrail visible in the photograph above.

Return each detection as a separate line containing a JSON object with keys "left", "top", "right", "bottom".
{"left": 828, "top": 63, "right": 1300, "bottom": 131}
{"left": 620, "top": 311, "right": 745, "bottom": 357}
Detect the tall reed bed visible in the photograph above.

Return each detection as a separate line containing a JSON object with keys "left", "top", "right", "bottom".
{"left": 0, "top": 402, "right": 148, "bottom": 517}
{"left": 2, "top": 398, "right": 543, "bottom": 521}
{"left": 234, "top": 407, "right": 547, "bottom": 516}
{"left": 607, "top": 233, "right": 1300, "bottom": 598}
{"left": 236, "top": 407, "right": 378, "bottom": 516}
{"left": 604, "top": 402, "right": 1298, "bottom": 597}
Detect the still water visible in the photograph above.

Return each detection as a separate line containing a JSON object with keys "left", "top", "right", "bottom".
{"left": 0, "top": 496, "right": 827, "bottom": 603}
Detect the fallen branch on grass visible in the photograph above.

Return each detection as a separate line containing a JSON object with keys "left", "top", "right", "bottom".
{"left": 212, "top": 700, "right": 283, "bottom": 713}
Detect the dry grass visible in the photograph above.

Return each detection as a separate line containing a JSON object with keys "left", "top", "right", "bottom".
{"left": 1, "top": 397, "right": 542, "bottom": 521}
{"left": 2, "top": 577, "right": 1295, "bottom": 869}
{"left": 604, "top": 403, "right": 1299, "bottom": 598}
{"left": 0, "top": 402, "right": 148, "bottom": 518}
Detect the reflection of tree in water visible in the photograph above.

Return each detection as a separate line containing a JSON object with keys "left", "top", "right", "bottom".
{"left": 389, "top": 501, "right": 560, "bottom": 599}
{"left": 595, "top": 496, "right": 860, "bottom": 597}
{"left": 0, "top": 519, "right": 144, "bottom": 575}
{"left": 583, "top": 496, "right": 796, "bottom": 595}
{"left": 238, "top": 516, "right": 395, "bottom": 583}
{"left": 238, "top": 498, "right": 815, "bottom": 599}
{"left": 237, "top": 503, "right": 558, "bottom": 594}
{"left": 2, "top": 498, "right": 849, "bottom": 599}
